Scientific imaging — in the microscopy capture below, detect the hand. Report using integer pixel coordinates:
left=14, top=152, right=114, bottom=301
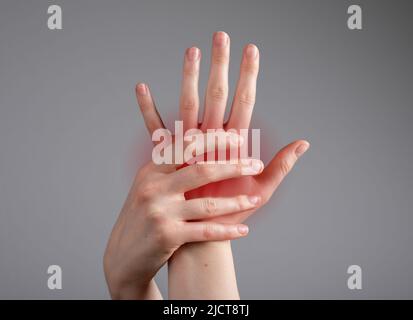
left=103, top=132, right=263, bottom=299
left=136, top=31, right=310, bottom=224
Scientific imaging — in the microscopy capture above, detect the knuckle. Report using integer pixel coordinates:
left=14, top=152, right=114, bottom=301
left=137, top=181, right=158, bottom=201
left=202, top=224, right=217, bottom=240
left=181, top=98, right=197, bottom=112
left=279, top=158, right=291, bottom=176
left=237, top=92, right=256, bottom=108
left=202, top=198, right=217, bottom=216
left=209, top=85, right=227, bottom=102
left=183, top=66, right=198, bottom=77
left=146, top=202, right=164, bottom=218
left=212, top=52, right=229, bottom=65
left=242, top=61, right=259, bottom=75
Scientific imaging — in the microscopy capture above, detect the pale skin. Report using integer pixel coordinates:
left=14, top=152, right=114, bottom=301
left=104, top=31, right=309, bottom=299
left=103, top=131, right=264, bottom=299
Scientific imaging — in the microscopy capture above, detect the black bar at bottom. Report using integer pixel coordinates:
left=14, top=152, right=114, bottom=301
left=0, top=300, right=411, bottom=318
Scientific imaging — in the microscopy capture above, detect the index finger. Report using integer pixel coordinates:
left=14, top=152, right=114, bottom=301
left=135, top=83, right=165, bottom=138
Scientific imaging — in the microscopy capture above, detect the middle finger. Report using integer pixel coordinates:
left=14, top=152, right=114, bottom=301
left=201, top=31, right=230, bottom=130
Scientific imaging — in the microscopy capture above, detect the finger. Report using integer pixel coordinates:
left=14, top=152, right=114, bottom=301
left=226, top=44, right=260, bottom=130
left=135, top=83, right=165, bottom=137
left=152, top=131, right=243, bottom=172
left=177, top=195, right=260, bottom=220
left=201, top=31, right=230, bottom=129
left=257, top=140, right=310, bottom=192
left=168, top=159, right=264, bottom=192
left=180, top=47, right=201, bottom=132
left=181, top=131, right=243, bottom=165
left=181, top=222, right=249, bottom=243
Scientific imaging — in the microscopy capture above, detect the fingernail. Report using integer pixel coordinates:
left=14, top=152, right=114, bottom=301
left=238, top=224, right=249, bottom=235
left=295, top=141, right=310, bottom=158
left=241, top=159, right=263, bottom=175
left=248, top=196, right=260, bottom=205
left=186, top=47, right=199, bottom=61
left=136, top=83, right=147, bottom=96
left=245, top=44, right=258, bottom=59
left=214, top=31, right=228, bottom=47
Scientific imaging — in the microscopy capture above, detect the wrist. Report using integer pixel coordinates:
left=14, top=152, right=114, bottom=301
left=105, top=267, right=153, bottom=300
left=108, top=277, right=153, bottom=300
left=175, top=240, right=231, bottom=255
left=168, top=240, right=240, bottom=299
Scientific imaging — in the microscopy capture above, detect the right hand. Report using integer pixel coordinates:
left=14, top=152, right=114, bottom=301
left=103, top=131, right=264, bottom=299
left=136, top=32, right=310, bottom=225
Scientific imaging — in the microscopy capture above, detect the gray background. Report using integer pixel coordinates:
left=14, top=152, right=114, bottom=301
left=0, top=0, right=412, bottom=299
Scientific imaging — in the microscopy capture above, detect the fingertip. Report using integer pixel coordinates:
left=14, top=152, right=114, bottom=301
left=244, top=43, right=259, bottom=59
left=213, top=31, right=229, bottom=47
left=136, top=83, right=148, bottom=96
left=186, top=46, right=200, bottom=62
left=295, top=140, right=310, bottom=158
left=237, top=224, right=249, bottom=236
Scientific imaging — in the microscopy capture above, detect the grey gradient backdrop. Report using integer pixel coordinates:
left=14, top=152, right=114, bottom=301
left=0, top=0, right=412, bottom=299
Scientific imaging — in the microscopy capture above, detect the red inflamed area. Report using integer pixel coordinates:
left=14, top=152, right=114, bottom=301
left=128, top=119, right=287, bottom=226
